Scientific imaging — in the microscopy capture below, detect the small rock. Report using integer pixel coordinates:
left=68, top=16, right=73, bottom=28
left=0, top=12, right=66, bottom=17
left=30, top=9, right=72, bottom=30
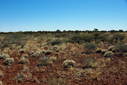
left=0, top=81, right=3, bottom=85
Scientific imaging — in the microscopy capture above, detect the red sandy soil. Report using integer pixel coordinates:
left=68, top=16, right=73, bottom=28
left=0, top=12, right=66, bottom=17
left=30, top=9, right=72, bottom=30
left=0, top=43, right=127, bottom=85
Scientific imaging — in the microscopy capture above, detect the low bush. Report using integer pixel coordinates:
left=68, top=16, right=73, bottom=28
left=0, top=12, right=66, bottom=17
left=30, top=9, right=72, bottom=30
left=123, top=53, right=127, bottom=56
left=96, top=48, right=102, bottom=53
left=19, top=49, right=26, bottom=54
left=49, top=39, right=62, bottom=46
left=1, top=34, right=26, bottom=49
left=30, top=51, right=44, bottom=58
left=15, top=73, right=25, bottom=83
left=63, top=59, right=76, bottom=68
left=49, top=56, right=57, bottom=62
left=101, top=49, right=107, bottom=54
left=96, top=48, right=107, bottom=54
left=37, top=56, right=57, bottom=67
left=44, top=51, right=52, bottom=56
left=82, top=33, right=95, bottom=42
left=103, top=51, right=114, bottom=57
left=112, top=33, right=125, bottom=43
left=83, top=57, right=98, bottom=69
left=69, top=33, right=95, bottom=43
left=115, top=43, right=127, bottom=53
left=3, top=57, right=14, bottom=66
left=108, top=45, right=118, bottom=52
left=0, top=53, right=10, bottom=59
left=18, top=57, right=29, bottom=64
left=69, top=35, right=83, bottom=43
left=84, top=43, right=97, bottom=54
left=21, top=54, right=29, bottom=58
left=96, top=33, right=110, bottom=42
left=85, top=43, right=97, bottom=50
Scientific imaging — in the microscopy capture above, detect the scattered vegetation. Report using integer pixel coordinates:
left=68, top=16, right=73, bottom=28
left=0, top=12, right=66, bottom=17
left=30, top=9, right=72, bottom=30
left=18, top=57, right=29, bottom=64
left=63, top=59, right=76, bottom=69
left=0, top=30, right=127, bottom=85
left=48, top=78, right=68, bottom=85
left=103, top=51, right=114, bottom=57
left=85, top=43, right=97, bottom=50
left=84, top=43, right=97, bottom=54
left=37, top=56, right=57, bottom=67
left=3, top=57, right=14, bottom=66
left=15, top=72, right=25, bottom=83
left=116, top=43, right=127, bottom=52
left=0, top=53, right=10, bottom=60
left=83, top=57, right=98, bottom=69
left=49, top=39, right=62, bottom=46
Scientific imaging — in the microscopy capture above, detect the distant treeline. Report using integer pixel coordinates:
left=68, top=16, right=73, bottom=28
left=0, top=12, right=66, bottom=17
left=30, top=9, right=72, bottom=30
left=0, top=29, right=126, bottom=34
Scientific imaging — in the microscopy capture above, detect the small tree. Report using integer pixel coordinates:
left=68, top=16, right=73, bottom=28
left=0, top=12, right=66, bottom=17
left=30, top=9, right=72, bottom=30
left=93, top=28, right=99, bottom=32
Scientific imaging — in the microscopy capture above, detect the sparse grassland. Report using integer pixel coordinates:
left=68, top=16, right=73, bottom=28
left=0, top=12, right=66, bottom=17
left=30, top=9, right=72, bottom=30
left=0, top=30, right=127, bottom=85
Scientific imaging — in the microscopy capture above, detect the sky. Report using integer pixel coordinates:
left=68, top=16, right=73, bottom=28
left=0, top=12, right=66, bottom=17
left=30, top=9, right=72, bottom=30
left=0, top=0, right=127, bottom=32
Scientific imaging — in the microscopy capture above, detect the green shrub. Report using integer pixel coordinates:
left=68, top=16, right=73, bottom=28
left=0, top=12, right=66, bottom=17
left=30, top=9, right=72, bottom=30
left=69, top=33, right=95, bottom=43
left=15, top=73, right=25, bottom=82
left=123, top=53, right=127, bottom=56
left=31, top=51, right=43, bottom=58
left=49, top=56, right=57, bottom=62
left=96, top=48, right=102, bottom=53
left=63, top=59, right=76, bottom=68
left=85, top=43, right=97, bottom=50
left=101, top=49, right=107, bottom=54
left=95, top=33, right=110, bottom=42
left=83, top=57, right=98, bottom=69
left=0, top=53, right=10, bottom=59
left=1, top=34, right=26, bottom=49
left=49, top=39, right=62, bottom=46
left=3, top=57, right=14, bottom=66
left=103, top=51, right=114, bottom=57
left=84, top=43, right=97, bottom=54
left=115, top=43, right=127, bottom=52
left=37, top=57, right=49, bottom=66
left=81, top=33, right=94, bottom=42
left=112, top=33, right=125, bottom=43
left=108, top=46, right=118, bottom=52
left=19, top=49, right=25, bottom=54
left=69, top=35, right=84, bottom=43
left=44, top=50, right=52, bottom=56
left=37, top=56, right=56, bottom=67
left=18, top=57, right=29, bottom=64
left=96, top=48, right=107, bottom=54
